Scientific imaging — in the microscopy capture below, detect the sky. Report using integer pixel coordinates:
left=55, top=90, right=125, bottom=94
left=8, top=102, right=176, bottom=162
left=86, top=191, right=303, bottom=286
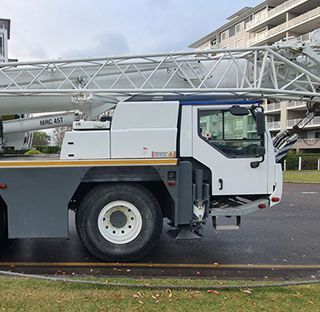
left=2, top=0, right=261, bottom=61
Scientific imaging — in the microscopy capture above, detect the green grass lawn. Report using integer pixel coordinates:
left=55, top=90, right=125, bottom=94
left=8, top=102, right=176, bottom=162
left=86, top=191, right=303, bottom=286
left=283, top=170, right=320, bottom=183
left=0, top=277, right=319, bottom=311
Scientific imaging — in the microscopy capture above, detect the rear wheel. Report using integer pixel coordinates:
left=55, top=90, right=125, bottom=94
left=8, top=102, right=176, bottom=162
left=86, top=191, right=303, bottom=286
left=76, top=183, right=163, bottom=261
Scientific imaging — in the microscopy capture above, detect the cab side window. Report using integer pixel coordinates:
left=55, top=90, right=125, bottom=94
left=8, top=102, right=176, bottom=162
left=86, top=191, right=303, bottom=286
left=199, top=110, right=261, bottom=157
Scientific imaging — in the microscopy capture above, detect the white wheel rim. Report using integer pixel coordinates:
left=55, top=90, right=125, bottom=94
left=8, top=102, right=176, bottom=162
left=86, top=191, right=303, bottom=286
left=98, top=200, right=142, bottom=244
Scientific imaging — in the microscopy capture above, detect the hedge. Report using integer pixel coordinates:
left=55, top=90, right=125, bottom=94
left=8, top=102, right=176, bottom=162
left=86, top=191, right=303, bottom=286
left=285, top=154, right=320, bottom=170
left=34, top=145, right=61, bottom=154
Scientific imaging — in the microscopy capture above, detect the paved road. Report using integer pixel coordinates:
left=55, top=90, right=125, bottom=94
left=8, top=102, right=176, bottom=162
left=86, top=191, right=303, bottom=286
left=0, top=183, right=319, bottom=278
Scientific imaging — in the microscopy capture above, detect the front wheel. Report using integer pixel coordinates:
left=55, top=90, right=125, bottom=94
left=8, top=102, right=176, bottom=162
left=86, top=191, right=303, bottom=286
left=76, top=183, right=163, bottom=261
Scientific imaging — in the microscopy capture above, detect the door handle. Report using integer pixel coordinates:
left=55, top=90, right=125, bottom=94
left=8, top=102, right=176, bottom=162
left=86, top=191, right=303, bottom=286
left=218, top=178, right=223, bottom=190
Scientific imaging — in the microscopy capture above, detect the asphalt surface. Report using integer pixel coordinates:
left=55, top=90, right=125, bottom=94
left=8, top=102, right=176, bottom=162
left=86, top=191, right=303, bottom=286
left=0, top=183, right=319, bottom=279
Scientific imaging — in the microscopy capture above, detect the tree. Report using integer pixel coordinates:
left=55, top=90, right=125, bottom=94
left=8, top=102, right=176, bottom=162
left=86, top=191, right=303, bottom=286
left=32, top=131, right=51, bottom=147
left=52, top=127, right=71, bottom=147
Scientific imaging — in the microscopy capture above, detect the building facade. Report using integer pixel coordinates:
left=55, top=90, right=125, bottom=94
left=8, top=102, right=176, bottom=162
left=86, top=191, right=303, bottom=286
left=0, top=19, right=10, bottom=63
left=190, top=0, right=320, bottom=151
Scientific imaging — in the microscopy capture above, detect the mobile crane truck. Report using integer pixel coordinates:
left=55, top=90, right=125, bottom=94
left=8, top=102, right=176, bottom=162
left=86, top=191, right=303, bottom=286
left=0, top=33, right=319, bottom=261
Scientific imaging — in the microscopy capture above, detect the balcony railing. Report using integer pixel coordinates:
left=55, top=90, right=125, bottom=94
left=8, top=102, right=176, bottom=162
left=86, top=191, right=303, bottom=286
left=267, top=121, right=281, bottom=130
left=265, top=102, right=281, bottom=112
left=287, top=116, right=320, bottom=128
left=247, top=0, right=309, bottom=30
left=248, top=6, right=320, bottom=45
left=292, top=138, right=320, bottom=150
left=287, top=101, right=307, bottom=108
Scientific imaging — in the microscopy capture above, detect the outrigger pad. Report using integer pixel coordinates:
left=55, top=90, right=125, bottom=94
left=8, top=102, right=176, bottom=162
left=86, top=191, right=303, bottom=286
left=175, top=226, right=202, bottom=241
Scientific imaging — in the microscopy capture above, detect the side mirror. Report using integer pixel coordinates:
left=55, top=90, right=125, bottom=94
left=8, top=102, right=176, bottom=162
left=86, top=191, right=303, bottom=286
left=255, top=111, right=266, bottom=136
left=229, top=105, right=249, bottom=116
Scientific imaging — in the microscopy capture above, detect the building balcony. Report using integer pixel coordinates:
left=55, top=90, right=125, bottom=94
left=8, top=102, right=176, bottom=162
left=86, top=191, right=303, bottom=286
left=265, top=102, right=281, bottom=113
left=248, top=6, right=320, bottom=46
left=246, top=0, right=310, bottom=31
left=287, top=116, right=320, bottom=128
left=286, top=101, right=307, bottom=110
left=293, top=138, right=320, bottom=149
left=267, top=121, right=281, bottom=130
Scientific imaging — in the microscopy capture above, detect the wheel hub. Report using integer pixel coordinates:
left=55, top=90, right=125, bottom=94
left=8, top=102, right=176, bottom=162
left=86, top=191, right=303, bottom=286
left=110, top=211, right=127, bottom=228
left=97, top=201, right=143, bottom=244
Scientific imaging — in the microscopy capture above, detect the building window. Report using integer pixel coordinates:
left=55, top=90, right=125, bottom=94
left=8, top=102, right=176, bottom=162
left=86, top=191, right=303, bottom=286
left=235, top=22, right=243, bottom=34
left=220, top=30, right=228, bottom=42
left=0, top=33, right=3, bottom=58
left=229, top=26, right=235, bottom=38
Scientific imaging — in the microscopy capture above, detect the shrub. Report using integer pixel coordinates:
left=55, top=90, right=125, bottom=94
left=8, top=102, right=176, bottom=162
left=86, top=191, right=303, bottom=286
left=24, top=149, right=42, bottom=155
left=35, top=145, right=61, bottom=154
left=285, top=154, right=299, bottom=170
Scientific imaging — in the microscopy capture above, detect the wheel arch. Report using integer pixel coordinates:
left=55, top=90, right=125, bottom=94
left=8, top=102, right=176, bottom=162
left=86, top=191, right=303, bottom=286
left=70, top=166, right=176, bottom=222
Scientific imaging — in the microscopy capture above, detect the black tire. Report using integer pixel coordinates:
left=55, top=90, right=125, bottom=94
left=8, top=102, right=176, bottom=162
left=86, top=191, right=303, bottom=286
left=76, top=183, right=163, bottom=261
left=0, top=207, right=8, bottom=248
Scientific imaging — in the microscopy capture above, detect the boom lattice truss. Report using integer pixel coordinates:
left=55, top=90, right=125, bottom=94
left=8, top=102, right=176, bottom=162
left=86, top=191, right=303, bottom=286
left=0, top=41, right=319, bottom=104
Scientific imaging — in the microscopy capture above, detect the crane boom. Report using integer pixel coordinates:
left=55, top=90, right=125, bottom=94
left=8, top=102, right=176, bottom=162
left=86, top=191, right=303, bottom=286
left=0, top=41, right=319, bottom=118
left=0, top=38, right=319, bottom=152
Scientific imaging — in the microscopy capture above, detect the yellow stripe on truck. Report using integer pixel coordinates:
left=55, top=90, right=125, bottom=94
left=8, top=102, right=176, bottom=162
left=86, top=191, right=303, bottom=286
left=0, top=158, right=178, bottom=168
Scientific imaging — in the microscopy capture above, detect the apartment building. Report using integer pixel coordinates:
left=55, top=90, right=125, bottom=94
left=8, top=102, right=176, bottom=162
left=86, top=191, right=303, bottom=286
left=189, top=0, right=320, bottom=151
left=0, top=19, right=10, bottom=63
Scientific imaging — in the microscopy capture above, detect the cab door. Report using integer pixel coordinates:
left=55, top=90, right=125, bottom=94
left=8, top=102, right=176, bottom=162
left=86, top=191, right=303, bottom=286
left=192, top=105, right=268, bottom=196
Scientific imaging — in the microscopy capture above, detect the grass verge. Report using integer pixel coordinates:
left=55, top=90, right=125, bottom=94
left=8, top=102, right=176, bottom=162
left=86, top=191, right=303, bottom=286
left=0, top=276, right=319, bottom=311
left=283, top=170, right=320, bottom=183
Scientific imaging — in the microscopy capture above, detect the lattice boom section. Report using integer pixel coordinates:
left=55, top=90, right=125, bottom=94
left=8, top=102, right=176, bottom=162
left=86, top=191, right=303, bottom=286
left=0, top=46, right=319, bottom=101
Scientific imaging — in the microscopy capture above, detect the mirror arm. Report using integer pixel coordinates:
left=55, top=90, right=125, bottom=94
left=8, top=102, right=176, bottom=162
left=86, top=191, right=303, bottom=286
left=250, top=155, right=265, bottom=169
left=251, top=134, right=266, bottom=169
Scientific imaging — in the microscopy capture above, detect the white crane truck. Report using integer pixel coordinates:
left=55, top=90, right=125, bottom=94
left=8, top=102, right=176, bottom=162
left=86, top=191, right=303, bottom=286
left=0, top=36, right=319, bottom=261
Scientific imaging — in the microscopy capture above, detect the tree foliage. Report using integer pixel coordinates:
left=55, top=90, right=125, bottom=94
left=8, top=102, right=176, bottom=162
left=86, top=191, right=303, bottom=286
left=32, top=131, right=51, bottom=147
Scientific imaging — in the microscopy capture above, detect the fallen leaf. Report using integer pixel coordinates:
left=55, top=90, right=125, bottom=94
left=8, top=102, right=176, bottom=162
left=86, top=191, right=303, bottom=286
left=166, top=289, right=173, bottom=298
left=293, top=292, right=304, bottom=298
left=241, top=289, right=253, bottom=295
left=207, top=290, right=220, bottom=295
